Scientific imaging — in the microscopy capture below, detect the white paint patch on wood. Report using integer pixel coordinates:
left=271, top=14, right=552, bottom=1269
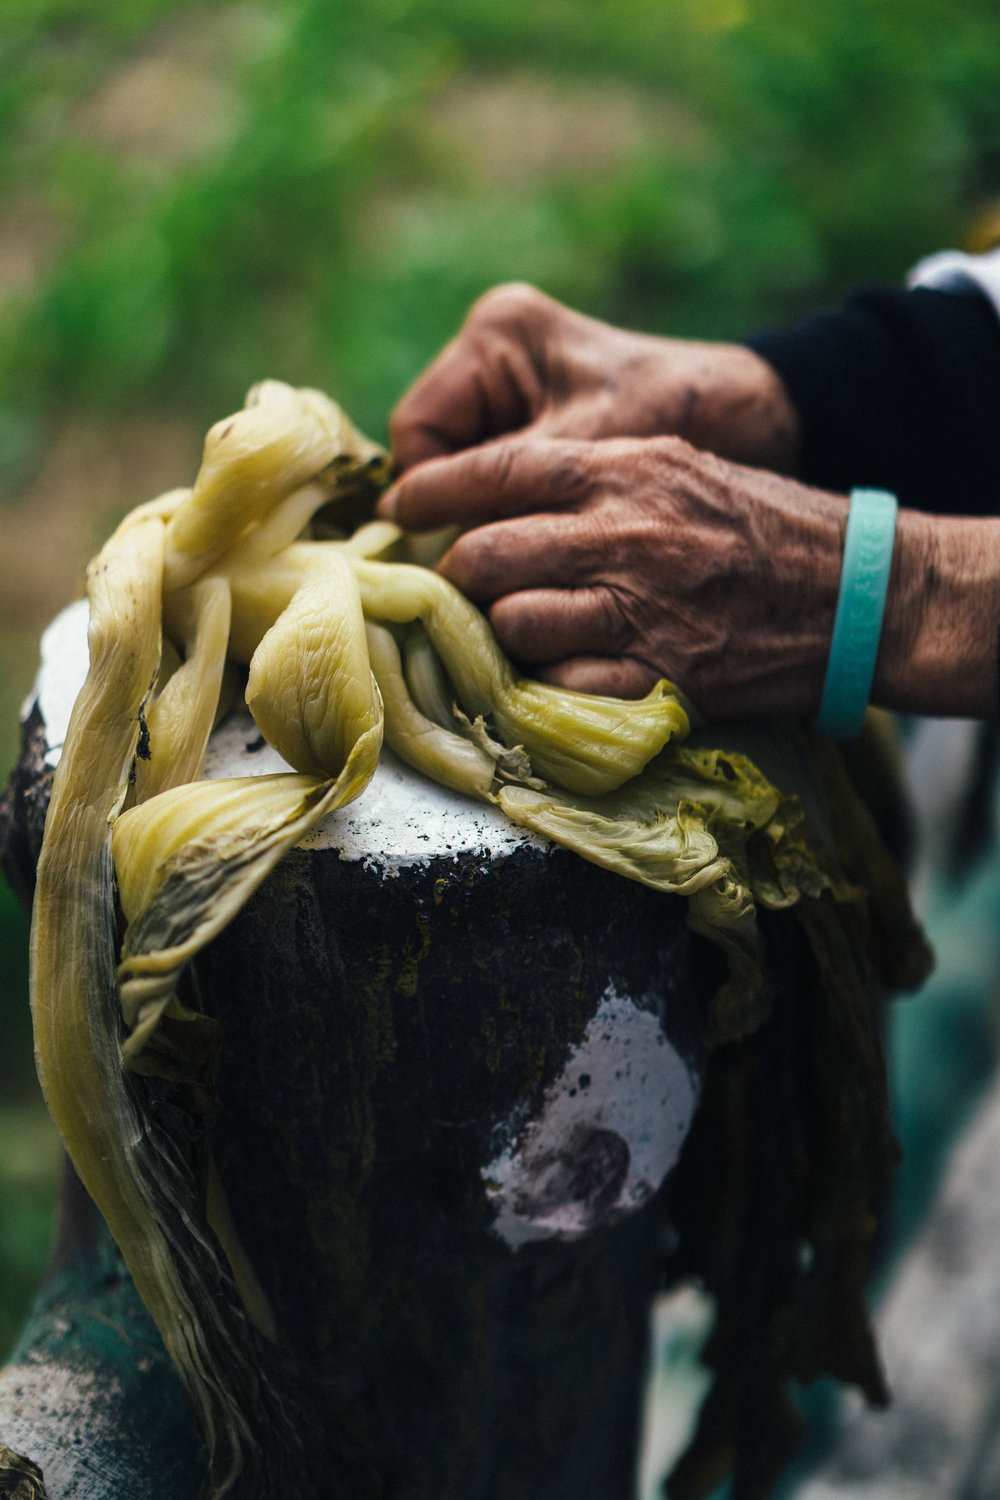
left=483, top=987, right=699, bottom=1249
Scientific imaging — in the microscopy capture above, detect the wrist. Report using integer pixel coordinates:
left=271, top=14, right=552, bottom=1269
left=674, top=343, right=801, bottom=475
left=872, top=510, right=1000, bottom=717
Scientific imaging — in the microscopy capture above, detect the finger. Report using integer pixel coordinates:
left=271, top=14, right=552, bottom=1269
left=536, top=655, right=660, bottom=700
left=389, top=343, right=503, bottom=471
left=488, top=587, right=630, bottom=665
left=379, top=437, right=591, bottom=533
left=390, top=306, right=545, bottom=472
left=439, top=510, right=596, bottom=603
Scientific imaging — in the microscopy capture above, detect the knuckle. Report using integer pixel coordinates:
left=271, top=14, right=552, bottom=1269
left=524, top=441, right=592, bottom=515
left=594, top=586, right=632, bottom=652
left=468, top=281, right=545, bottom=333
left=490, top=442, right=520, bottom=495
left=475, top=440, right=532, bottom=513
left=553, top=447, right=591, bottom=505
left=574, top=498, right=624, bottom=571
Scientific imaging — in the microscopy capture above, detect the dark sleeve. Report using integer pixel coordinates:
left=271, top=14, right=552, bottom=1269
left=745, top=286, right=1000, bottom=515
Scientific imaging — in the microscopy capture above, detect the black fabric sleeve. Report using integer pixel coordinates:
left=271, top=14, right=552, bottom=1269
left=745, top=285, right=1000, bottom=516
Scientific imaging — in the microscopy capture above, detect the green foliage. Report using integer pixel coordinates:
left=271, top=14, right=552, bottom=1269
left=0, top=1098, right=60, bottom=1360
left=1, top=0, right=999, bottom=457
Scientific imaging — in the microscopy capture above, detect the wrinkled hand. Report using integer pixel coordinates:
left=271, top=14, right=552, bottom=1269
left=382, top=433, right=846, bottom=717
left=387, top=286, right=1000, bottom=721
left=390, top=282, right=800, bottom=476
left=380, top=432, right=1000, bottom=721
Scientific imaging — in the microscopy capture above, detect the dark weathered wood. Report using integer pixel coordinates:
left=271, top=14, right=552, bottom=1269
left=196, top=817, right=707, bottom=1499
left=2, top=599, right=913, bottom=1500
left=0, top=704, right=51, bottom=912
left=0, top=604, right=711, bottom=1500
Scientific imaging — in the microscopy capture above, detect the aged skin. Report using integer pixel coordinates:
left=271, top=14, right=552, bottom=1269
left=388, top=282, right=801, bottom=472
left=383, top=282, right=1000, bottom=722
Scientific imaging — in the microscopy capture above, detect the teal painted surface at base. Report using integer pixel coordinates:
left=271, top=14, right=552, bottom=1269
left=0, top=1219, right=200, bottom=1500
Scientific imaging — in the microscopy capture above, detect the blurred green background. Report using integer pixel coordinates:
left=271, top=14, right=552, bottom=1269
left=3, top=0, right=1000, bottom=1481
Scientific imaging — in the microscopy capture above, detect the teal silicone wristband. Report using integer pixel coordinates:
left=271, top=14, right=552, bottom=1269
left=813, top=487, right=898, bottom=740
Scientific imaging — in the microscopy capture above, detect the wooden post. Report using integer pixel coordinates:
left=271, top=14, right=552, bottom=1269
left=0, top=603, right=710, bottom=1500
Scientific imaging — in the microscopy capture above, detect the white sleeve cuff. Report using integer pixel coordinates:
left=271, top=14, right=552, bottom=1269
left=907, top=246, right=1000, bottom=321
